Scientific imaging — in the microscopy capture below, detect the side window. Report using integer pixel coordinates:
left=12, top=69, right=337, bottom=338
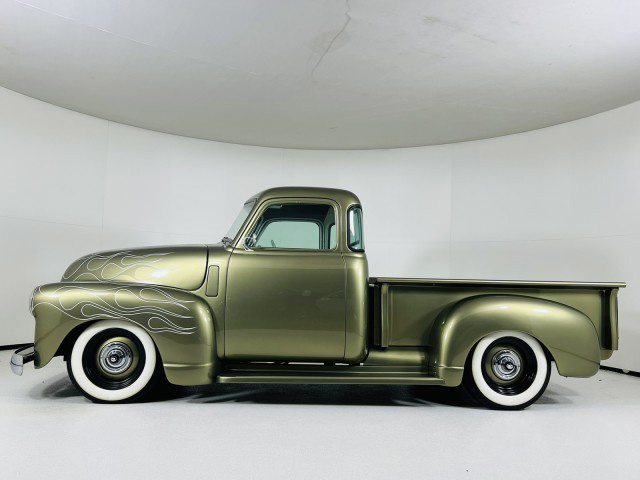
left=256, top=220, right=319, bottom=249
left=250, top=203, right=337, bottom=250
left=348, top=206, right=364, bottom=252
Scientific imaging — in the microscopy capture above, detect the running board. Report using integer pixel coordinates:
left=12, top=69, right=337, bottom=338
left=217, top=371, right=445, bottom=385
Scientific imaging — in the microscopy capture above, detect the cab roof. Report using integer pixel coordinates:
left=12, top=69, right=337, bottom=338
left=247, top=186, right=362, bottom=210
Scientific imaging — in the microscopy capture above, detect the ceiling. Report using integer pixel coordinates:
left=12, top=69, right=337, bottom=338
left=1, top=0, right=639, bottom=149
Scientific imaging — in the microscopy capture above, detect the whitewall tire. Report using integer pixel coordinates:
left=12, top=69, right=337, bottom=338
left=463, top=331, right=551, bottom=410
left=68, top=320, right=159, bottom=403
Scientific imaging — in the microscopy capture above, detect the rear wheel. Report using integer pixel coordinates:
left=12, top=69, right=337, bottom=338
left=67, top=320, right=160, bottom=403
left=463, top=331, right=550, bottom=410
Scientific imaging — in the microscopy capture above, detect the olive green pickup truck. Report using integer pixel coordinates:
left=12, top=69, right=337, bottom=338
left=12, top=187, right=624, bottom=409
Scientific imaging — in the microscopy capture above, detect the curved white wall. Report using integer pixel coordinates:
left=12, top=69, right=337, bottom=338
left=1, top=86, right=638, bottom=372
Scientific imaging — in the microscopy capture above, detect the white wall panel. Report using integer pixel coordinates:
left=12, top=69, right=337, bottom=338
left=103, top=122, right=284, bottom=238
left=451, top=104, right=640, bottom=242
left=367, top=241, right=451, bottom=278
left=0, top=88, right=107, bottom=227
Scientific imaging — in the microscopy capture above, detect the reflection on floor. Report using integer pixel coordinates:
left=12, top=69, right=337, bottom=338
left=1, top=351, right=639, bottom=479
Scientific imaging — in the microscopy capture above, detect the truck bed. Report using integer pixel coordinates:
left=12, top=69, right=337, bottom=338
left=369, top=277, right=624, bottom=357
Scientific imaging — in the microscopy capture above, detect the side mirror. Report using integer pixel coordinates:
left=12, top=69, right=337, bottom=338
left=243, top=234, right=257, bottom=251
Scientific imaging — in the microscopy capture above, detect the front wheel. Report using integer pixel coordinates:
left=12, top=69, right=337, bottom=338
left=463, top=331, right=551, bottom=410
left=67, top=320, right=160, bottom=403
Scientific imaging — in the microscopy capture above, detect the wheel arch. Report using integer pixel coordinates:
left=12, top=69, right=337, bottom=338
left=32, top=282, right=218, bottom=385
left=430, top=294, right=601, bottom=386
left=56, top=320, right=98, bottom=360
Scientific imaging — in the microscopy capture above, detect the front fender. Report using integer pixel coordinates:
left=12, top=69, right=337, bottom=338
left=30, top=282, right=217, bottom=385
left=430, top=295, right=601, bottom=386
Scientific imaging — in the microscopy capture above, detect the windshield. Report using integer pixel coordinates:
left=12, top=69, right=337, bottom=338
left=226, top=200, right=256, bottom=240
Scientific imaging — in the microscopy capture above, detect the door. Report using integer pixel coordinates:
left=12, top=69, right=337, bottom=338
left=225, top=200, right=346, bottom=361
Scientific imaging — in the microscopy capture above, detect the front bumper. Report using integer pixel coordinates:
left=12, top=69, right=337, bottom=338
left=10, top=344, right=35, bottom=376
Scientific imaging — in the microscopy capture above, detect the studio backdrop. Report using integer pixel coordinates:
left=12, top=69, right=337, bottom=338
left=1, top=86, right=638, bottom=371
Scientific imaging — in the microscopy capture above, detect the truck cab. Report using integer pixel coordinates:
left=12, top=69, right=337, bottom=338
left=221, top=187, right=368, bottom=364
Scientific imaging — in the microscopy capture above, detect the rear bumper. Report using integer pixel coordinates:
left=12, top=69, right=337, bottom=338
left=10, top=344, right=35, bottom=376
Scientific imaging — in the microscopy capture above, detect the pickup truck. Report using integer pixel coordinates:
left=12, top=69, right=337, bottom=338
left=11, top=187, right=625, bottom=409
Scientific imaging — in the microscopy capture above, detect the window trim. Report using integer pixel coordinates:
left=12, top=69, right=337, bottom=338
left=241, top=198, right=341, bottom=253
left=347, top=205, right=365, bottom=253
left=327, top=223, right=336, bottom=251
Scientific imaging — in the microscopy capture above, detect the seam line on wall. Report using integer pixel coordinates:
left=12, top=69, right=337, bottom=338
left=101, top=121, right=110, bottom=248
left=449, top=157, right=454, bottom=277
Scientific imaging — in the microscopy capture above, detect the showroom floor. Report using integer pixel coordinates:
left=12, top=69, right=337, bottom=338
left=1, top=350, right=638, bottom=479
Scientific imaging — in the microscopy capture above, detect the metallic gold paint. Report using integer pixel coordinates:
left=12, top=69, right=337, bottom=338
left=344, top=252, right=368, bottom=363
left=62, top=246, right=208, bottom=291
left=205, top=265, right=220, bottom=297
left=430, top=295, right=602, bottom=383
left=31, top=282, right=216, bottom=385
left=225, top=247, right=346, bottom=361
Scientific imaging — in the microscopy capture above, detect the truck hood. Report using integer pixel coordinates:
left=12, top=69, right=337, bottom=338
left=62, top=245, right=208, bottom=291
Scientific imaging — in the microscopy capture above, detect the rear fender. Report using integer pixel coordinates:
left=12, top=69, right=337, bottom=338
left=430, top=294, right=601, bottom=386
left=31, top=282, right=217, bottom=385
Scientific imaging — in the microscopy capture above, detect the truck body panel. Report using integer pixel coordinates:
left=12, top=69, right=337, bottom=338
left=225, top=248, right=346, bottom=361
left=371, top=278, right=620, bottom=351
left=62, top=245, right=208, bottom=291
left=30, top=282, right=217, bottom=385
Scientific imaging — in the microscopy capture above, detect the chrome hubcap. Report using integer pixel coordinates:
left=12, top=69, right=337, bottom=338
left=491, top=349, right=521, bottom=381
left=98, top=341, right=133, bottom=375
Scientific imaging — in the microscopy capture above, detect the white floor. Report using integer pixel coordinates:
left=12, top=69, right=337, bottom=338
left=1, top=350, right=639, bottom=479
